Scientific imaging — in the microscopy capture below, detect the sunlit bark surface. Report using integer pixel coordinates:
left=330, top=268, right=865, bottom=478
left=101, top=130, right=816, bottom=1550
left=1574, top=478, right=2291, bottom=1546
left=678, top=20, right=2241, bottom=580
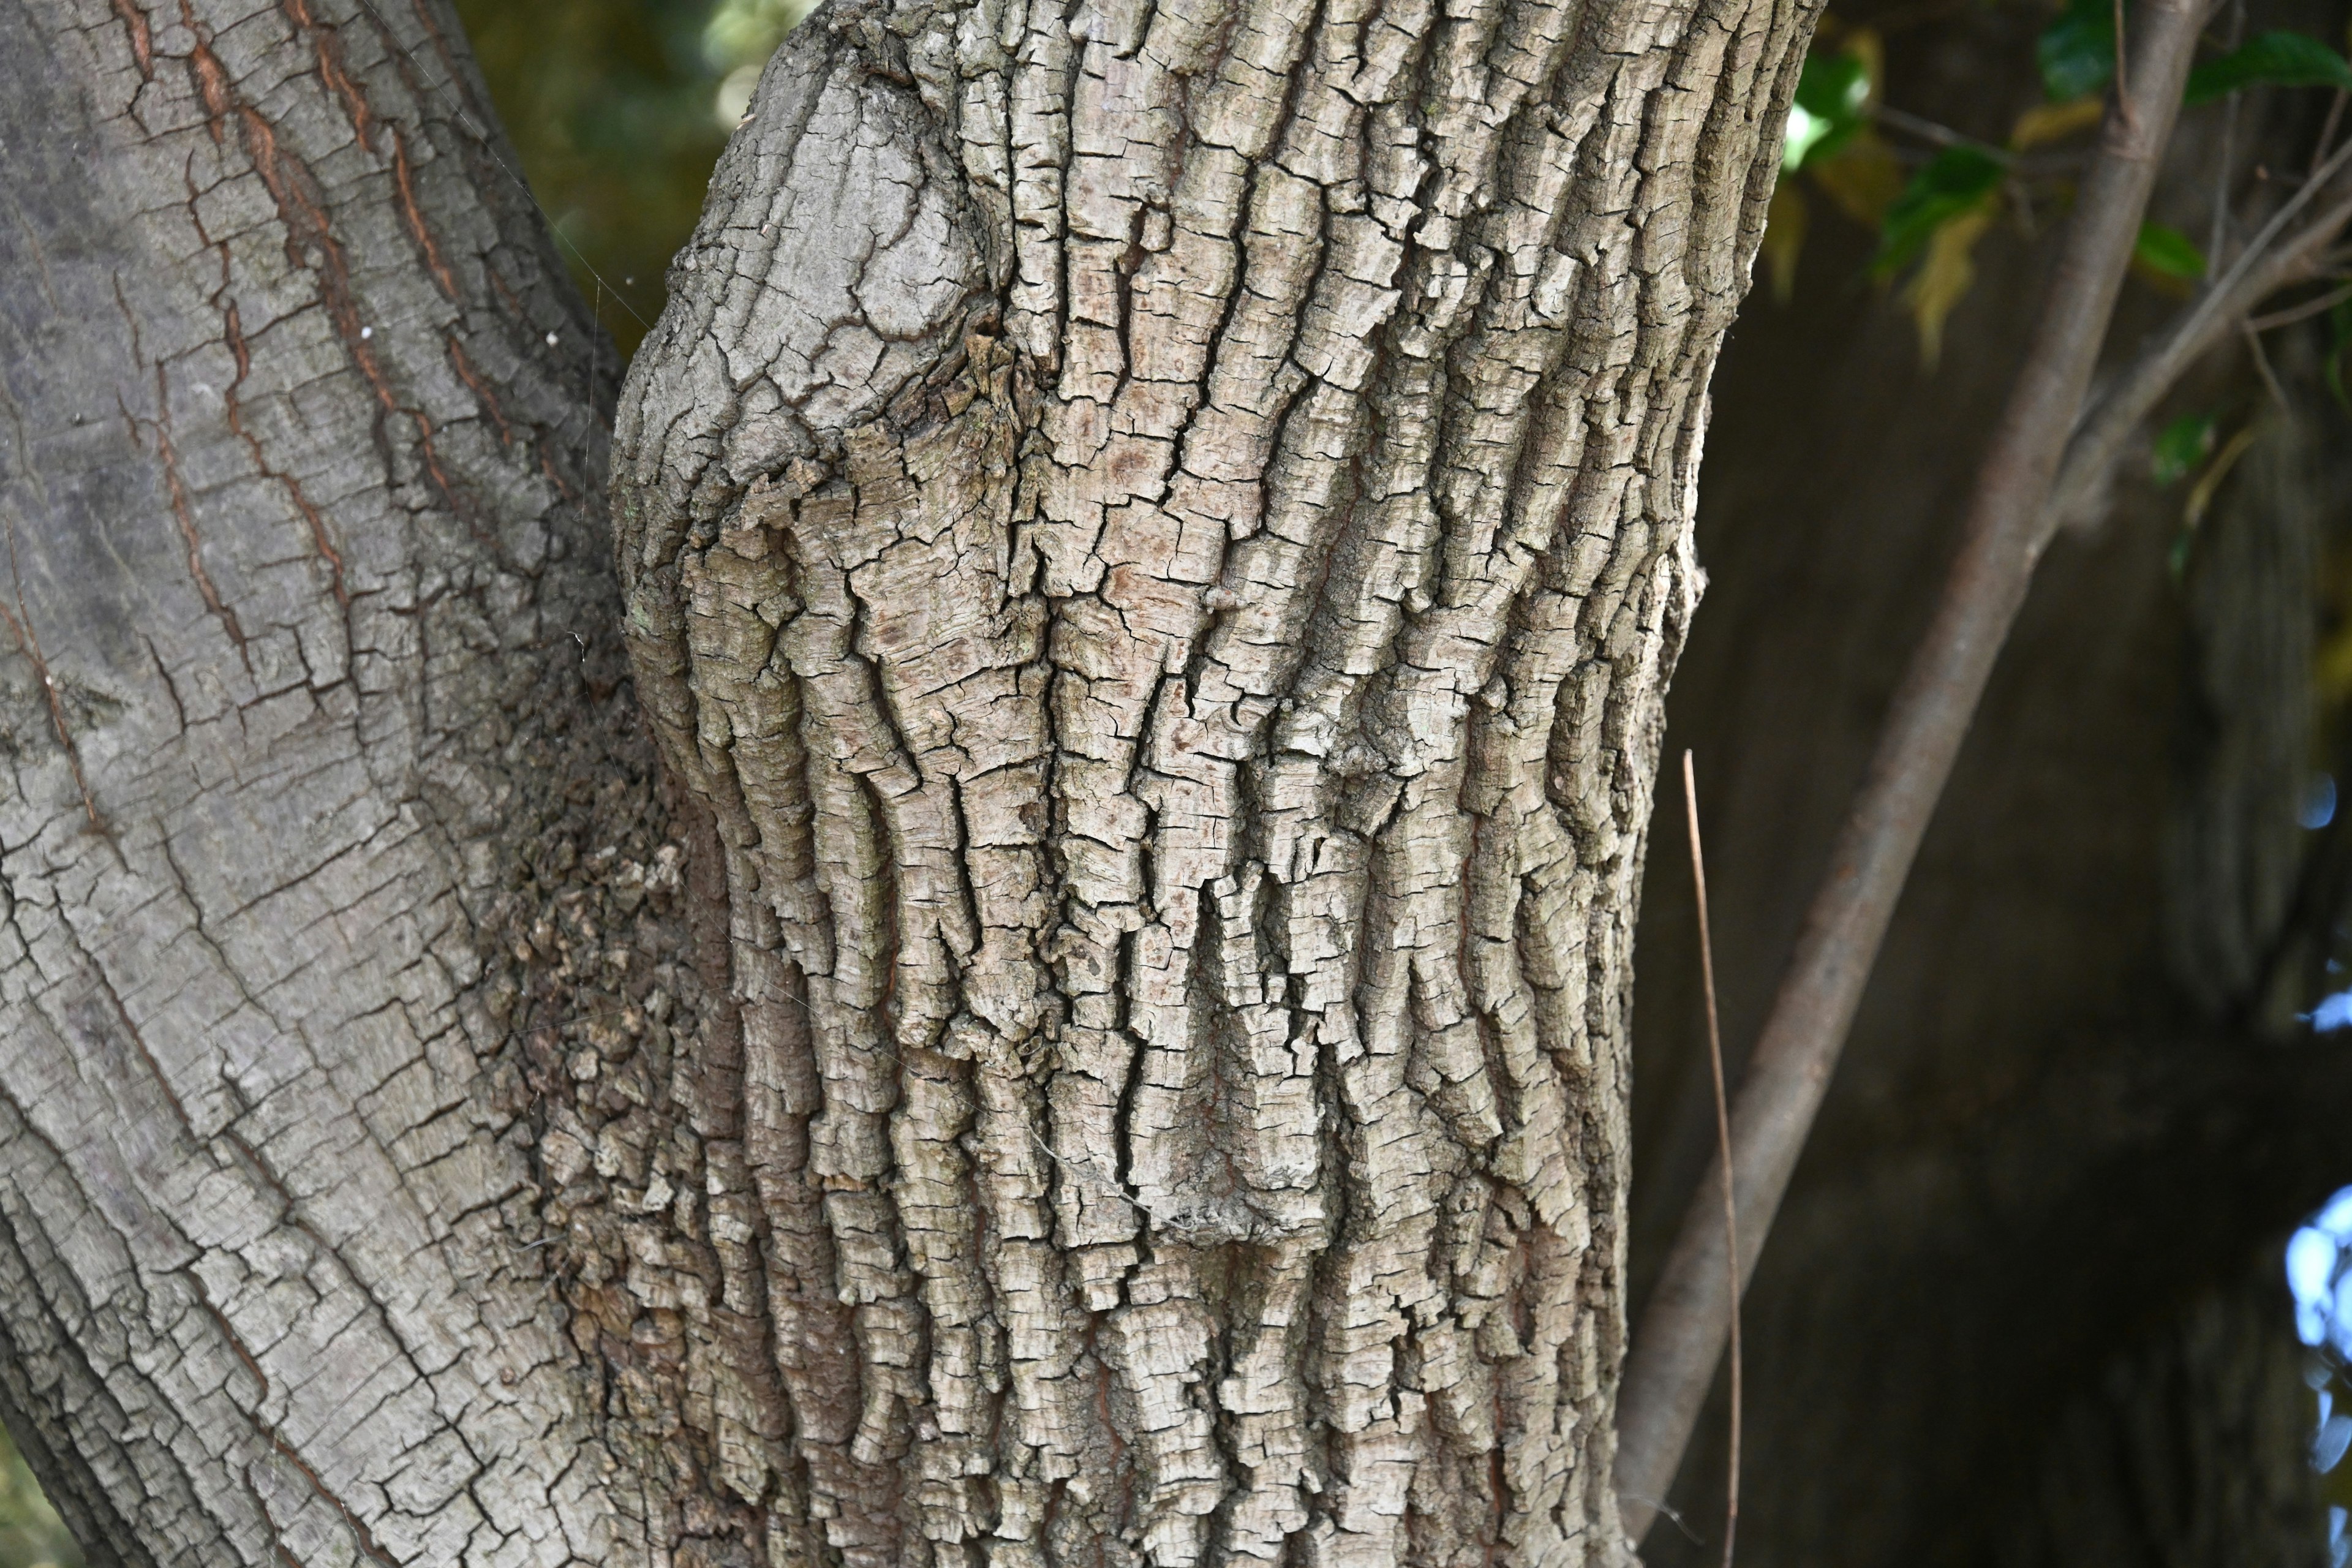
left=0, top=0, right=1814, bottom=1559
left=608, top=0, right=1810, bottom=1560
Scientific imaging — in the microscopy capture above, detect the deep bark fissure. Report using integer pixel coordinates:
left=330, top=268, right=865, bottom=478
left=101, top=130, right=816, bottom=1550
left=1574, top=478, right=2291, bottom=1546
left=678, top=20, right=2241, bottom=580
left=604, top=0, right=1811, bottom=1556
left=0, top=0, right=1817, bottom=1555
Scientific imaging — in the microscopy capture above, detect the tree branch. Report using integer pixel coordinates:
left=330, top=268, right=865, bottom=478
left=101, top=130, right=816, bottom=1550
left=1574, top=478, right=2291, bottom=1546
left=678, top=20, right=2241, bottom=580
left=1613, top=0, right=2214, bottom=1540
left=2047, top=140, right=2352, bottom=525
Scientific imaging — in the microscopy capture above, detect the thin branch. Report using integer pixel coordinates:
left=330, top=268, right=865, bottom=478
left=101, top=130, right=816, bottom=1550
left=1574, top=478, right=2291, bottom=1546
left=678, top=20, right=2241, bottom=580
left=1613, top=0, right=2212, bottom=1540
left=2243, top=320, right=2290, bottom=410
left=1872, top=102, right=1970, bottom=146
left=1682, top=751, right=1741, bottom=1568
left=2046, top=141, right=2352, bottom=524
left=2245, top=275, right=2352, bottom=331
left=2314, top=89, right=2348, bottom=179
left=2209, top=0, right=2247, bottom=263
left=2113, top=0, right=2133, bottom=125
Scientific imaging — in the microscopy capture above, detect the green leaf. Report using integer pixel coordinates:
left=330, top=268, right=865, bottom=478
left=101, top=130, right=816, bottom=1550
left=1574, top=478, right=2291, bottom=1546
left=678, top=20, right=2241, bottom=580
left=2133, top=222, right=2206, bottom=282
left=1872, top=145, right=2008, bottom=277
left=1784, top=50, right=1873, bottom=173
left=2184, top=30, right=2352, bottom=105
left=2038, top=0, right=2116, bottom=102
left=1796, top=50, right=1872, bottom=123
left=2151, top=413, right=2215, bottom=486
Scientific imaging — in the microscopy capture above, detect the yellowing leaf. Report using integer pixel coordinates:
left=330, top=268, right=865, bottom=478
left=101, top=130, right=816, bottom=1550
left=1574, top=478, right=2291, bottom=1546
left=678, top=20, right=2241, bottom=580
left=1762, top=182, right=1809, bottom=302
left=2183, top=425, right=2259, bottom=529
left=2010, top=96, right=2106, bottom=150
left=1903, top=200, right=1996, bottom=368
left=1807, top=129, right=1908, bottom=228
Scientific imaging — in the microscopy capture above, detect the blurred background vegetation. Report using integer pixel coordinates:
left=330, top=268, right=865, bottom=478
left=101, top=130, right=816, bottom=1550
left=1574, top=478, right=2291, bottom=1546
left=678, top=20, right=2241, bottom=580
left=450, top=0, right=815, bottom=358
left=0, top=1425, right=78, bottom=1568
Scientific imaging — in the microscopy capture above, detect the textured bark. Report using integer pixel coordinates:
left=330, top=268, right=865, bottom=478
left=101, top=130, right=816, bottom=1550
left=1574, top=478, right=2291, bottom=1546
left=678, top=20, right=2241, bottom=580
left=608, top=0, right=1811, bottom=1562
left=0, top=1, right=669, bottom=1563
left=0, top=0, right=1815, bottom=1558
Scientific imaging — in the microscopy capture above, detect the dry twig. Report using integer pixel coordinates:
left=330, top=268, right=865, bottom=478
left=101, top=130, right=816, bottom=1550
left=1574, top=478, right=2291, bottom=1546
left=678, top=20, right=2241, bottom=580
left=1681, top=750, right=1740, bottom=1568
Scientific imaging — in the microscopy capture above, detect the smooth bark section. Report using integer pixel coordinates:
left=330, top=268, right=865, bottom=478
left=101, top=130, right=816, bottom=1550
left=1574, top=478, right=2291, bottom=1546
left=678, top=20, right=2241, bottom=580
left=1611, top=0, right=2211, bottom=1536
left=612, top=0, right=1816, bottom=1561
left=0, top=2, right=649, bottom=1564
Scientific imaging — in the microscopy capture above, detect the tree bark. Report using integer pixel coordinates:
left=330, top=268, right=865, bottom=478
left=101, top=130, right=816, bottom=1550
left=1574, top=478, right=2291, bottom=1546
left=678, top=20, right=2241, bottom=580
left=608, top=0, right=1810, bottom=1562
left=0, top=1, right=663, bottom=1563
left=0, top=0, right=1816, bottom=1561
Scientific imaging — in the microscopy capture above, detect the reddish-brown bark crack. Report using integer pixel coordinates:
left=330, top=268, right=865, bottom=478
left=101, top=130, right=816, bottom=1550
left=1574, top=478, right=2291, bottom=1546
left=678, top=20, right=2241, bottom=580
left=535, top=440, right=579, bottom=505
left=192, top=1286, right=276, bottom=1411
left=191, top=1272, right=390, bottom=1566
left=181, top=6, right=230, bottom=142
left=222, top=302, right=350, bottom=609
left=154, top=366, right=252, bottom=663
left=0, top=527, right=102, bottom=835
left=388, top=127, right=459, bottom=300
left=110, top=0, right=153, bottom=80
left=176, top=7, right=502, bottom=563
left=445, top=335, right=511, bottom=445
left=264, top=1434, right=401, bottom=1568
left=279, top=0, right=376, bottom=153
left=179, top=10, right=390, bottom=405
left=242, top=1475, right=314, bottom=1568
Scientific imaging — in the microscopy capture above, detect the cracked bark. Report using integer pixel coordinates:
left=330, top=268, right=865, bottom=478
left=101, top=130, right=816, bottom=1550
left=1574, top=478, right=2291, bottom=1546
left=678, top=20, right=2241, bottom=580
left=0, top=1, right=661, bottom=1564
left=0, top=0, right=1812, bottom=1559
left=611, top=0, right=1814, bottom=1560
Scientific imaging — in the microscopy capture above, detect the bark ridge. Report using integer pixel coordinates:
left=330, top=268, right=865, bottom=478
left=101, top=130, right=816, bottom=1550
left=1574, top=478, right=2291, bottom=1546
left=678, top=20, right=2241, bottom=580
left=609, top=0, right=1812, bottom=1559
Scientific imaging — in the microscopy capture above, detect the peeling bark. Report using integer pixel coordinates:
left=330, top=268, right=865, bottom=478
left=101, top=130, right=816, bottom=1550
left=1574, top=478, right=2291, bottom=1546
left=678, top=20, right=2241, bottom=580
left=608, top=0, right=1812, bottom=1560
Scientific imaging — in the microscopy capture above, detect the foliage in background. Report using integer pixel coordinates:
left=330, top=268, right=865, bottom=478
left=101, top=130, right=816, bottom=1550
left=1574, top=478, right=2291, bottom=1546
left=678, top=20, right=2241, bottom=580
left=451, top=0, right=798, bottom=358
left=1767, top=0, right=2352, bottom=365
left=0, top=1425, right=80, bottom=1568
left=706, top=0, right=823, bottom=122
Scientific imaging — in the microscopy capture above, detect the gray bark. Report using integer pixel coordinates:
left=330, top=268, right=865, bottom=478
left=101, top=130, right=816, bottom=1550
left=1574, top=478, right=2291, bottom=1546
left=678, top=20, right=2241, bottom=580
left=608, top=0, right=1809, bottom=1562
left=0, top=0, right=1812, bottom=1560
left=0, top=1, right=656, bottom=1563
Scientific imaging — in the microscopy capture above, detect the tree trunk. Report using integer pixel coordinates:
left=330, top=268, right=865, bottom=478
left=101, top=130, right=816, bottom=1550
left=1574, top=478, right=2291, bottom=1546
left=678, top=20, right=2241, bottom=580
left=605, top=0, right=1816, bottom=1561
left=0, top=0, right=1814, bottom=1561
left=0, top=1, right=657, bottom=1562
